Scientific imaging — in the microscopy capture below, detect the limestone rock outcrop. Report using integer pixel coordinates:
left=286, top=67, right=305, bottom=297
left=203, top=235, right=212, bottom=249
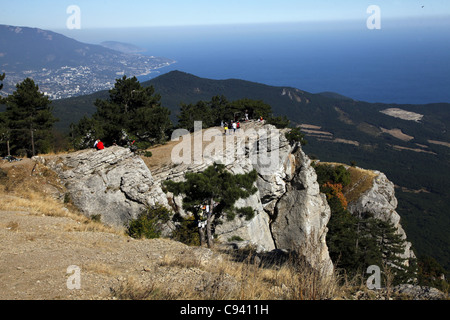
left=347, top=171, right=416, bottom=263
left=270, top=148, right=332, bottom=274
left=41, top=146, right=168, bottom=227
left=153, top=122, right=334, bottom=276
left=37, top=122, right=334, bottom=276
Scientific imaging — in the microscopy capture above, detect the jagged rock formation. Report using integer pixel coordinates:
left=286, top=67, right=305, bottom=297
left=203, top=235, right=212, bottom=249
left=36, top=121, right=334, bottom=276
left=347, top=171, right=416, bottom=263
left=269, top=148, right=332, bottom=274
left=154, top=122, right=334, bottom=276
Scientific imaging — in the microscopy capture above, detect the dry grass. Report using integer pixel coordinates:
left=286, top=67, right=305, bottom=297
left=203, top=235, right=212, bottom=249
left=111, top=246, right=346, bottom=300
left=111, top=276, right=184, bottom=300
left=83, top=262, right=121, bottom=277
left=141, top=126, right=225, bottom=172
left=0, top=192, right=121, bottom=234
left=317, top=161, right=378, bottom=204
left=0, top=160, right=121, bottom=235
left=141, top=139, right=181, bottom=172
left=140, top=121, right=266, bottom=173
left=6, top=220, right=19, bottom=232
left=344, top=166, right=378, bottom=203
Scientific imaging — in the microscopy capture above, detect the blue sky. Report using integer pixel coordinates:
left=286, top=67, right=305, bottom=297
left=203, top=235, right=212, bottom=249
left=1, top=0, right=449, bottom=29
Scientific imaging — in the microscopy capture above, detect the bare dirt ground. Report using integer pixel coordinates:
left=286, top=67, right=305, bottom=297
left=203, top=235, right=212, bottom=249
left=380, top=108, right=424, bottom=122
left=0, top=203, right=231, bottom=300
left=380, top=128, right=414, bottom=142
left=0, top=158, right=231, bottom=300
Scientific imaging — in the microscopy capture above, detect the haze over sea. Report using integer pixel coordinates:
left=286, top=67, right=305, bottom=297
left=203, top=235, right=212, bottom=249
left=60, top=18, right=450, bottom=105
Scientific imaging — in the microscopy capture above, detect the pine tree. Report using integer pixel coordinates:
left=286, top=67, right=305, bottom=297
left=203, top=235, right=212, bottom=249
left=210, top=95, right=231, bottom=125
left=72, top=76, right=172, bottom=149
left=326, top=206, right=360, bottom=272
left=0, top=73, right=5, bottom=93
left=69, top=116, right=103, bottom=150
left=0, top=112, right=10, bottom=156
left=0, top=73, right=9, bottom=156
left=177, top=100, right=215, bottom=132
left=163, top=163, right=258, bottom=248
left=417, top=255, right=448, bottom=291
left=231, top=98, right=272, bottom=121
left=369, top=218, right=413, bottom=284
left=131, top=104, right=172, bottom=145
left=5, top=78, right=57, bottom=156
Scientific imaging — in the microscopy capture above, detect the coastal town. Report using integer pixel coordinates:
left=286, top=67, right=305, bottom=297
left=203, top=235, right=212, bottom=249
left=0, top=53, right=174, bottom=100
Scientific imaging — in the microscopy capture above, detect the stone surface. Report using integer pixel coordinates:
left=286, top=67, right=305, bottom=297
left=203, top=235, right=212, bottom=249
left=155, top=122, right=334, bottom=276
left=270, top=147, right=333, bottom=275
left=347, top=172, right=415, bottom=263
left=43, top=146, right=168, bottom=227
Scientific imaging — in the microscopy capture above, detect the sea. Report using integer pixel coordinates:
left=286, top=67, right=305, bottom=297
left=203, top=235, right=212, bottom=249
left=60, top=17, right=450, bottom=105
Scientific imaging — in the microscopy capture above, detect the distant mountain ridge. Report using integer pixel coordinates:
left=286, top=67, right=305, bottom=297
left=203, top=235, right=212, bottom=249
left=100, top=41, right=146, bottom=54
left=0, top=24, right=175, bottom=98
left=51, top=70, right=450, bottom=272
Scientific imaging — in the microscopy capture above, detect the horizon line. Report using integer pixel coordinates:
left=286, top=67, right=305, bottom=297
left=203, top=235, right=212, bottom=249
left=4, top=14, right=450, bottom=32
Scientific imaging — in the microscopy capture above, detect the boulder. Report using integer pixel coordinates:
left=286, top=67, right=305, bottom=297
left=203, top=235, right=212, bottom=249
left=44, top=146, right=168, bottom=227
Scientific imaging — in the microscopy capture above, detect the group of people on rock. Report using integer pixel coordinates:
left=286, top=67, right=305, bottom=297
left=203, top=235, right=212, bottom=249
left=222, top=120, right=241, bottom=135
left=221, top=113, right=264, bottom=135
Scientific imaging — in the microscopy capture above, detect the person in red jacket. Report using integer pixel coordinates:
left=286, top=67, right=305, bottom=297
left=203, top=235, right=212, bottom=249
left=94, top=139, right=105, bottom=150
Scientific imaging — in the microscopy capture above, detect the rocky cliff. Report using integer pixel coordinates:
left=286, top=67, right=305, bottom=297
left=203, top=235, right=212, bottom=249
left=347, top=171, right=416, bottom=263
left=160, top=122, right=333, bottom=275
left=35, top=121, right=414, bottom=277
